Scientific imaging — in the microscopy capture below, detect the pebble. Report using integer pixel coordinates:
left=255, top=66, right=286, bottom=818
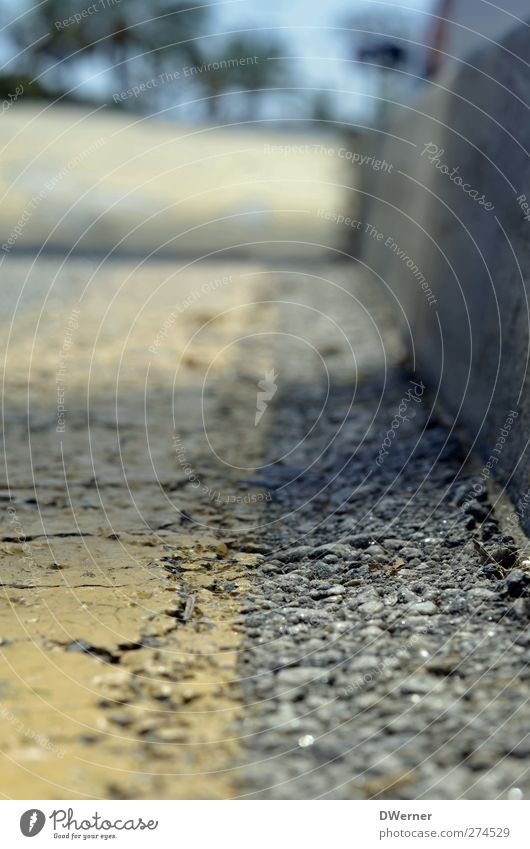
left=503, top=569, right=530, bottom=598
left=236, top=364, right=528, bottom=802
left=107, top=712, right=133, bottom=727
left=400, top=547, right=422, bottom=559
left=358, top=601, right=384, bottom=616
left=156, top=728, right=188, bottom=743
left=411, top=601, right=437, bottom=615
left=275, top=667, right=329, bottom=687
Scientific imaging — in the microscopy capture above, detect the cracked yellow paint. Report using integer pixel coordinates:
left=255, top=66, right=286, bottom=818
left=0, top=258, right=273, bottom=799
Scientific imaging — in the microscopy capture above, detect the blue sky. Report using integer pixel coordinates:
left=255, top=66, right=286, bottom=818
left=2, top=0, right=436, bottom=122
left=212, top=0, right=436, bottom=122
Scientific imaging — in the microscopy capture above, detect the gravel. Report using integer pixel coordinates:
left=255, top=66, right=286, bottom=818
left=236, top=368, right=530, bottom=800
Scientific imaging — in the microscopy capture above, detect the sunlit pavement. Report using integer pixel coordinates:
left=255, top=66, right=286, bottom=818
left=2, top=106, right=527, bottom=802
left=0, top=105, right=365, bottom=798
left=0, top=104, right=358, bottom=260
left=0, top=250, right=396, bottom=798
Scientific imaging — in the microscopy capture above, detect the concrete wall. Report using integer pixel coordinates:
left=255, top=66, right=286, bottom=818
left=359, top=18, right=530, bottom=531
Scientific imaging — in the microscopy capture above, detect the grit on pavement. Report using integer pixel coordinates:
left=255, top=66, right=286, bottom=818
left=1, top=253, right=530, bottom=800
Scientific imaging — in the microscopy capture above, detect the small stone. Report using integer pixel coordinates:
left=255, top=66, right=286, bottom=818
left=156, top=728, right=187, bottom=742
left=397, top=588, right=418, bottom=604
left=278, top=546, right=313, bottom=563
left=515, top=626, right=530, bottom=647
left=445, top=598, right=468, bottom=614
left=326, top=584, right=346, bottom=596
left=345, top=533, right=373, bottom=548
left=426, top=653, right=463, bottom=675
left=298, top=734, right=315, bottom=748
left=276, top=668, right=327, bottom=688
left=507, top=787, right=523, bottom=800
left=313, top=543, right=353, bottom=559
left=510, top=597, right=530, bottom=620
left=107, top=712, right=133, bottom=727
left=464, top=500, right=489, bottom=521
left=412, top=601, right=437, bottom=615
left=312, top=561, right=336, bottom=579
left=384, top=538, right=409, bottom=550
left=400, top=547, right=422, bottom=559
left=467, top=588, right=495, bottom=600
left=503, top=569, right=530, bottom=598
left=400, top=675, right=434, bottom=695
left=358, top=600, right=384, bottom=616
left=491, top=545, right=518, bottom=568
left=146, top=683, right=172, bottom=700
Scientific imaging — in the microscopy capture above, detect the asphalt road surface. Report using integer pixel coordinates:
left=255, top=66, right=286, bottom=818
left=0, top=107, right=529, bottom=800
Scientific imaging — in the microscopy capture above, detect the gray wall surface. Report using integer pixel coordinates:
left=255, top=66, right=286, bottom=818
left=359, top=18, right=530, bottom=531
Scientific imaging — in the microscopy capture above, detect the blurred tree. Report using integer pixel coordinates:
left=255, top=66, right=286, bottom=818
left=8, top=0, right=208, bottom=101
left=310, top=91, right=337, bottom=126
left=3, top=2, right=292, bottom=122
left=196, top=36, right=287, bottom=121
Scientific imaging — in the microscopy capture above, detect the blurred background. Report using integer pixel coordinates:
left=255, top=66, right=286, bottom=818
left=0, top=0, right=436, bottom=121
left=0, top=0, right=438, bottom=258
left=2, top=1, right=530, bottom=802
